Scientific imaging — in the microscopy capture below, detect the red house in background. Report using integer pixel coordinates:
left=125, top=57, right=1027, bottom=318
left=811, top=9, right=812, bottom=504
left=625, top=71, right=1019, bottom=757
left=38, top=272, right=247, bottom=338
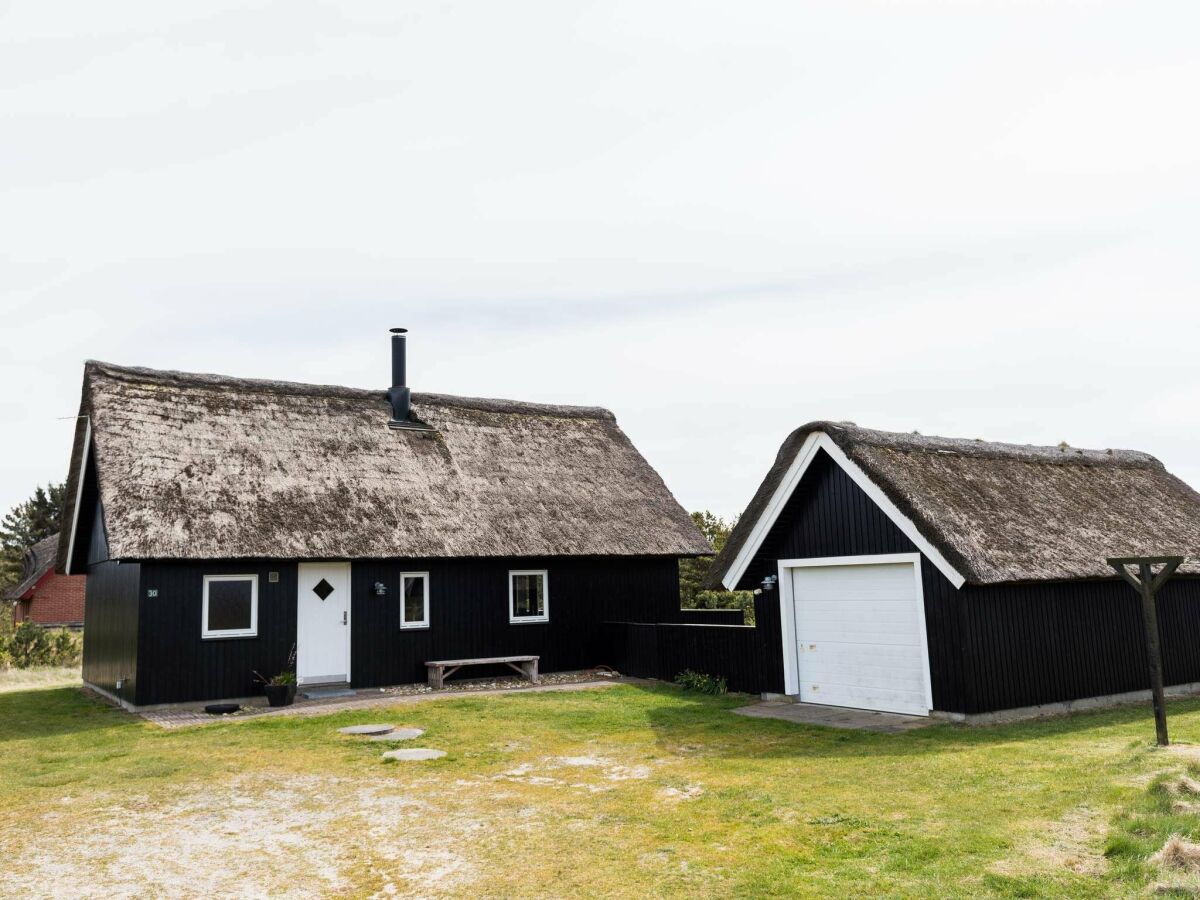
left=4, top=532, right=85, bottom=628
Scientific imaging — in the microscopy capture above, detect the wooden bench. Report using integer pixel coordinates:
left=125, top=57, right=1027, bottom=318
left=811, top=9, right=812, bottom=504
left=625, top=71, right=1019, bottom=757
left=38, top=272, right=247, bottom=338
left=425, top=655, right=540, bottom=690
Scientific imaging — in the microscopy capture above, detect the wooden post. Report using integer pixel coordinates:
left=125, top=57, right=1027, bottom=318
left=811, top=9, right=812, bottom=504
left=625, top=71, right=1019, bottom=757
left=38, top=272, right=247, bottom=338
left=1108, top=555, right=1184, bottom=747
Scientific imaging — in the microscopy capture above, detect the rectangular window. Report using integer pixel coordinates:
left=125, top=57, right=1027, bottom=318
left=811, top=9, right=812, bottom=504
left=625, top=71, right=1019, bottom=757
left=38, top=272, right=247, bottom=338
left=509, top=570, right=549, bottom=623
left=400, top=572, right=429, bottom=629
left=202, top=574, right=258, bottom=639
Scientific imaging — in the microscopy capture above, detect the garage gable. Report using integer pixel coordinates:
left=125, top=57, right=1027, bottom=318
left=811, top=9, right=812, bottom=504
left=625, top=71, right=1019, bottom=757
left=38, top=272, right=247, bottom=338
left=718, top=431, right=967, bottom=592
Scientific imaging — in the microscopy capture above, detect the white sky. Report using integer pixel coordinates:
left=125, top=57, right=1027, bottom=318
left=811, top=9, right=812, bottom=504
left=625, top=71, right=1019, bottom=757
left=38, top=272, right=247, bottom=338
left=2, top=1, right=1199, bottom=524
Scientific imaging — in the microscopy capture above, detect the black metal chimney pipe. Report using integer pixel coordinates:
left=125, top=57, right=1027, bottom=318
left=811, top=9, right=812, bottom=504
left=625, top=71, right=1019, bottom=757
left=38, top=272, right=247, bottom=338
left=388, top=327, right=411, bottom=424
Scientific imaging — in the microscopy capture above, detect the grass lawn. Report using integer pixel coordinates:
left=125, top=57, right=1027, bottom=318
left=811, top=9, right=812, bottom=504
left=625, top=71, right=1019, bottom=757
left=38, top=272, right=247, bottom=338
left=3, top=682, right=1200, bottom=898
left=0, top=665, right=80, bottom=693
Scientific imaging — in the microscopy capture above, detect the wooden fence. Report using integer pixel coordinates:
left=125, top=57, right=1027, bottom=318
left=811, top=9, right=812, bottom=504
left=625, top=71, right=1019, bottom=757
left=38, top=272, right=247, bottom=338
left=603, top=620, right=767, bottom=694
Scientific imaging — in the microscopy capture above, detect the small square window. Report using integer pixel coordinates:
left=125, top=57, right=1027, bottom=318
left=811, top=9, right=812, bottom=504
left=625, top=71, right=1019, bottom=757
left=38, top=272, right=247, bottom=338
left=509, top=570, right=548, bottom=624
left=202, top=575, right=258, bottom=639
left=400, top=573, right=429, bottom=629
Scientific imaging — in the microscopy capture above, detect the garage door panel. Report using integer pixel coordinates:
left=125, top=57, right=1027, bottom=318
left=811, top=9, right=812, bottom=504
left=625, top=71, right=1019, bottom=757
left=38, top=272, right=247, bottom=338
left=801, top=607, right=912, bottom=628
left=800, top=667, right=927, bottom=692
left=791, top=561, right=929, bottom=716
left=800, top=656, right=927, bottom=687
left=800, top=626, right=918, bottom=643
left=804, top=684, right=928, bottom=711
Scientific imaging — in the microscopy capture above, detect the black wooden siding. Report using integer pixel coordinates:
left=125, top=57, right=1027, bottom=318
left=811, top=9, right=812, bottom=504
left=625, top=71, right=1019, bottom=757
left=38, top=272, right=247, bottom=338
left=125, top=555, right=680, bottom=705
left=735, top=449, right=966, bottom=710
left=135, top=561, right=299, bottom=706
left=957, top=577, right=1200, bottom=714
left=732, top=446, right=1200, bottom=715
left=81, top=499, right=141, bottom=704
left=674, top=608, right=745, bottom=626
left=351, top=556, right=681, bottom=688
left=605, top=622, right=765, bottom=693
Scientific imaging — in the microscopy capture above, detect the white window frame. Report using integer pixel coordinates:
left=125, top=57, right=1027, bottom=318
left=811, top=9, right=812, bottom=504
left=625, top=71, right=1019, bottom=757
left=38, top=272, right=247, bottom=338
left=508, top=569, right=549, bottom=624
left=202, top=574, right=259, bottom=639
left=399, top=572, right=430, bottom=629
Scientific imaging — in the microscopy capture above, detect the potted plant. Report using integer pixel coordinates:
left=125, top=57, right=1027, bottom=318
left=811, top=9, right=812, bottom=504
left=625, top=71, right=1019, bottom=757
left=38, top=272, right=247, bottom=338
left=254, top=645, right=297, bottom=707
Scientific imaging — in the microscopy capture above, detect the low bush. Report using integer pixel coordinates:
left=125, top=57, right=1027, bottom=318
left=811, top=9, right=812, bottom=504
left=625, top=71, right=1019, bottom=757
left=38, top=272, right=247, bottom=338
left=0, top=607, right=82, bottom=668
left=674, top=669, right=728, bottom=695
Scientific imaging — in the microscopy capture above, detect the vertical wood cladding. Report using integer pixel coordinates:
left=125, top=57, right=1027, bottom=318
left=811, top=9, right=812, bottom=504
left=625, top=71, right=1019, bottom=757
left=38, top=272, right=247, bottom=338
left=957, top=577, right=1200, bottom=715
left=81, top=498, right=140, bottom=703
left=135, top=561, right=298, bottom=706
left=735, top=449, right=966, bottom=711
left=127, top=555, right=680, bottom=704
left=81, top=560, right=140, bottom=703
left=604, top=621, right=764, bottom=692
left=350, top=556, right=682, bottom=689
left=729, top=447, right=1200, bottom=715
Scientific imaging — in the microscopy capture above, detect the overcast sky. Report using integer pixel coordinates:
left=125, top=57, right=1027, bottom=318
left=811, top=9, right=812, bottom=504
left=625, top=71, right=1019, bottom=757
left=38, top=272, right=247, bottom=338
left=2, top=1, right=1199, bottom=526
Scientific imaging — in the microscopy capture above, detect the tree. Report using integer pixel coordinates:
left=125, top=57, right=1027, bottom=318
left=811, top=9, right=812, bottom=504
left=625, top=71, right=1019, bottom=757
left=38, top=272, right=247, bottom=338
left=679, top=511, right=734, bottom=606
left=680, top=511, right=757, bottom=624
left=0, top=483, right=65, bottom=591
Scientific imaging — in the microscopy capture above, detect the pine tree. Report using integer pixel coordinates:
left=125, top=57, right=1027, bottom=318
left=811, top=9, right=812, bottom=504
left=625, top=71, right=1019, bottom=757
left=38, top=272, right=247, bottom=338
left=0, top=483, right=65, bottom=591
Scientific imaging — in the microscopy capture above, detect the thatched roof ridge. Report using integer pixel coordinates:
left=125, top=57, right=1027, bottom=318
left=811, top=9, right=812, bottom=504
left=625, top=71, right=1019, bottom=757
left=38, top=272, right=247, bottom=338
left=58, top=361, right=709, bottom=564
left=3, top=533, right=60, bottom=601
left=85, top=360, right=617, bottom=420
left=708, top=421, right=1200, bottom=587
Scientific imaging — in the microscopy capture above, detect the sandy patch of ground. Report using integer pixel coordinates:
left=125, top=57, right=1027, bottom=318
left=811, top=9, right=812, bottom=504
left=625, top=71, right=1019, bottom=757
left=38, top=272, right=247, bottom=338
left=989, top=805, right=1109, bottom=877
left=483, top=755, right=654, bottom=795
left=1, top=774, right=479, bottom=898
left=660, top=784, right=704, bottom=802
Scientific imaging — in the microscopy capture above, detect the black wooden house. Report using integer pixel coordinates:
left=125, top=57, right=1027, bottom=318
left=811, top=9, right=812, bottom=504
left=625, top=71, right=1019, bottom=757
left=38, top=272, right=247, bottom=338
left=58, top=332, right=709, bottom=707
left=704, top=422, right=1200, bottom=719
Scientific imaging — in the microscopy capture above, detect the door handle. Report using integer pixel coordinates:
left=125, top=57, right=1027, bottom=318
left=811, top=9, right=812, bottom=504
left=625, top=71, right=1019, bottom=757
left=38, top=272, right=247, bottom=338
left=343, top=611, right=347, bottom=625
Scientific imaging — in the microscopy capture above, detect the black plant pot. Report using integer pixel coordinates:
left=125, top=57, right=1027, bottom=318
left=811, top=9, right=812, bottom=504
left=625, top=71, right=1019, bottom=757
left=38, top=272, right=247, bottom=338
left=264, top=683, right=297, bottom=707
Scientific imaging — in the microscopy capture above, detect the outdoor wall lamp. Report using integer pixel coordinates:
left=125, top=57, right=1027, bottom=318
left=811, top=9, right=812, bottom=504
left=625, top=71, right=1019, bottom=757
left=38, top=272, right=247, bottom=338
left=373, top=582, right=388, bottom=597
left=761, top=575, right=778, bottom=592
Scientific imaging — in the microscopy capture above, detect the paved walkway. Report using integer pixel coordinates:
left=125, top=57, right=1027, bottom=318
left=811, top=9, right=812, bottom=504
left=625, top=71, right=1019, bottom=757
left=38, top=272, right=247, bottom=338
left=733, top=700, right=930, bottom=733
left=130, top=675, right=626, bottom=729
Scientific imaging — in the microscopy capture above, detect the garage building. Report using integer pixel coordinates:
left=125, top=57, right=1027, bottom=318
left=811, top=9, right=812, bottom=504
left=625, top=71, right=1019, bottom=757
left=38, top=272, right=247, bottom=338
left=706, top=422, right=1200, bottom=719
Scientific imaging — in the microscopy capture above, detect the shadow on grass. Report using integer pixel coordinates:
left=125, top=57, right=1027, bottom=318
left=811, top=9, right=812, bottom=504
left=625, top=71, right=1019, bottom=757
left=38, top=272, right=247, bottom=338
left=0, top=686, right=135, bottom=744
left=626, top=682, right=1200, bottom=761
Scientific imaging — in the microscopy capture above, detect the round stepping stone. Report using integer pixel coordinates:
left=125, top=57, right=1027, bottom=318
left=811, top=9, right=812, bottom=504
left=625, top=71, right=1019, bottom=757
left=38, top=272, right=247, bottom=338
left=382, top=748, right=446, bottom=761
left=338, top=724, right=394, bottom=736
left=368, top=728, right=425, bottom=742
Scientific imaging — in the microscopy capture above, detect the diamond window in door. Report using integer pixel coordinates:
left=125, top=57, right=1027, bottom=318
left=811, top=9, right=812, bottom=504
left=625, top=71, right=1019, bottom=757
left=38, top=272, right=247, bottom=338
left=312, top=578, right=335, bottom=601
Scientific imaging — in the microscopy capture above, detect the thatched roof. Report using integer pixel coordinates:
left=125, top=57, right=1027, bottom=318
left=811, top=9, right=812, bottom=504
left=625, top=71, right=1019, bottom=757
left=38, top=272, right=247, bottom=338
left=59, top=361, right=709, bottom=564
left=4, top=533, right=60, bottom=601
left=709, top=421, right=1200, bottom=587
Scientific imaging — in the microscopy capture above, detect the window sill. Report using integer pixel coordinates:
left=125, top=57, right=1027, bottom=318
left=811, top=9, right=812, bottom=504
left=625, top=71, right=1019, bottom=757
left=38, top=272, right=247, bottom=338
left=509, top=618, right=550, bottom=625
left=400, top=623, right=430, bottom=630
left=201, top=631, right=258, bottom=640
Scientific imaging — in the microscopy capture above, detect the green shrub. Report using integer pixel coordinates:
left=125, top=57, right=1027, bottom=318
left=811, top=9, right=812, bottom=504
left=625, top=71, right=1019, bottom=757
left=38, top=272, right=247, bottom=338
left=674, top=669, right=728, bottom=695
left=0, top=611, right=81, bottom=668
left=8, top=621, right=51, bottom=667
left=48, top=628, right=82, bottom=666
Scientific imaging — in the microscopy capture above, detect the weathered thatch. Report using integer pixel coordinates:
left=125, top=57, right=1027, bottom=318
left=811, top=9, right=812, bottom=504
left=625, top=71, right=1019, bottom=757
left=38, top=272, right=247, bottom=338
left=709, top=421, right=1200, bottom=586
left=3, top=533, right=60, bottom=601
left=58, top=362, right=709, bottom=564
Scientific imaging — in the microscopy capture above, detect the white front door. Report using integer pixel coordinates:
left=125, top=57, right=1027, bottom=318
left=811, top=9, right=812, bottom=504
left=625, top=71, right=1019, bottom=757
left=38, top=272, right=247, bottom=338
left=790, top=559, right=930, bottom=716
left=297, top=562, right=351, bottom=686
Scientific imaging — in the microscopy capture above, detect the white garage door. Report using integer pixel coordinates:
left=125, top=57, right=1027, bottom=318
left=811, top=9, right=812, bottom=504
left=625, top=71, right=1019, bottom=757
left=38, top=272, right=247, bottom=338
left=791, top=561, right=930, bottom=716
